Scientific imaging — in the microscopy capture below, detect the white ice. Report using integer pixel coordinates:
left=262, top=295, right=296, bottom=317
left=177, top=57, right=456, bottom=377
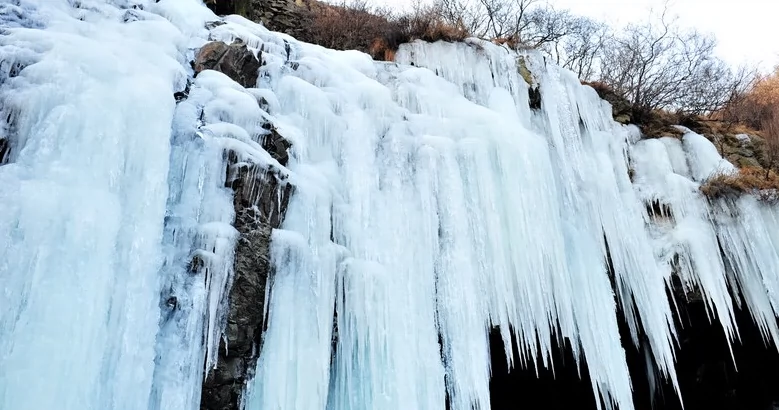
left=0, top=1, right=241, bottom=410
left=0, top=1, right=186, bottom=409
left=4, top=2, right=779, bottom=410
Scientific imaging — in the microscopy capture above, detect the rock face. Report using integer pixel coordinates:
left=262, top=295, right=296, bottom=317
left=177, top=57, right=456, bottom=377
left=250, top=0, right=311, bottom=38
left=195, top=42, right=293, bottom=410
left=194, top=40, right=261, bottom=89
left=204, top=0, right=311, bottom=39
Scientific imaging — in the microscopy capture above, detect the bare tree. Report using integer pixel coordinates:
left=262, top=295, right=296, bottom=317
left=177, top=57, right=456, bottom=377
left=433, top=0, right=580, bottom=48
left=720, top=67, right=777, bottom=129
left=546, top=16, right=609, bottom=80
left=598, top=5, right=750, bottom=117
left=761, top=108, right=779, bottom=179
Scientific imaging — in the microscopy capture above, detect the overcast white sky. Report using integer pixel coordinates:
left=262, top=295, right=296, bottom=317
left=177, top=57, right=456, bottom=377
left=373, top=0, right=779, bottom=71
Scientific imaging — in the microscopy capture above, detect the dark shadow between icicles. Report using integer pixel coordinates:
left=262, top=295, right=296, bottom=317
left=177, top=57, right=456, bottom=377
left=644, top=276, right=779, bottom=410
left=488, top=277, right=779, bottom=410
left=488, top=328, right=598, bottom=410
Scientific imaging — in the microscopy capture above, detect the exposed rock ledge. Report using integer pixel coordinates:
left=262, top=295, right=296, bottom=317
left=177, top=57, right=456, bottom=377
left=194, top=39, right=293, bottom=410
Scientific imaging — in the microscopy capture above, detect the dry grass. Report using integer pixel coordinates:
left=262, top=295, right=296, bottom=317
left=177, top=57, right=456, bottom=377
left=492, top=36, right=521, bottom=50
left=302, top=0, right=469, bottom=61
left=582, top=80, right=613, bottom=97
left=698, top=119, right=757, bottom=137
left=577, top=81, right=762, bottom=140
left=718, top=68, right=779, bottom=130
left=700, top=167, right=779, bottom=202
left=582, top=81, right=634, bottom=123
left=638, top=110, right=686, bottom=139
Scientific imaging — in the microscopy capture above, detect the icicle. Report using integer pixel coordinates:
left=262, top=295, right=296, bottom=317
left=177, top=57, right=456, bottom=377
left=0, top=1, right=189, bottom=409
left=6, top=2, right=779, bottom=410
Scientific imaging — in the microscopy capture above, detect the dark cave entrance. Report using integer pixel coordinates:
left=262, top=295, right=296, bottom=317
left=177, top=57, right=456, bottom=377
left=488, top=328, right=598, bottom=410
left=487, top=295, right=779, bottom=410
left=647, top=291, right=779, bottom=410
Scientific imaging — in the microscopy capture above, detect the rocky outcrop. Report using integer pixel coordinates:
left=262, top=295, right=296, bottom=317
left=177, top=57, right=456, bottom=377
left=204, top=0, right=252, bottom=18
left=200, top=149, right=292, bottom=410
left=204, top=0, right=311, bottom=39
left=250, top=0, right=311, bottom=38
left=194, top=40, right=261, bottom=89
left=517, top=56, right=541, bottom=110
left=195, top=41, right=293, bottom=410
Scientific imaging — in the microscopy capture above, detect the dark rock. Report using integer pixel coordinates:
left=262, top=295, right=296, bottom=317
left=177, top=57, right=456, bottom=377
left=528, top=86, right=541, bottom=110
left=203, top=0, right=251, bottom=18
left=203, top=0, right=311, bottom=39
left=260, top=124, right=291, bottom=165
left=201, top=120, right=293, bottom=410
left=189, top=254, right=205, bottom=274
left=205, top=20, right=226, bottom=30
left=194, top=41, right=262, bottom=89
left=165, top=296, right=178, bottom=310
left=0, top=138, right=8, bottom=165
left=250, top=0, right=312, bottom=39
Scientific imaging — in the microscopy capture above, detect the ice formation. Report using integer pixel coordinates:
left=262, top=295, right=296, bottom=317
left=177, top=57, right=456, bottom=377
left=1, top=1, right=779, bottom=410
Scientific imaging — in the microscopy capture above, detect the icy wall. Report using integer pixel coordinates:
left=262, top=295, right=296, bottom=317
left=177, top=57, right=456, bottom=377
left=1, top=1, right=779, bottom=410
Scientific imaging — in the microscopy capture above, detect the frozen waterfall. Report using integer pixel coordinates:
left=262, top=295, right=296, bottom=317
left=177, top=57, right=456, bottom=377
left=1, top=1, right=779, bottom=410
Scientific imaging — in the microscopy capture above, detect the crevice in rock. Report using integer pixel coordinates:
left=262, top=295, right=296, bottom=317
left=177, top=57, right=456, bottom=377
left=528, top=86, right=542, bottom=110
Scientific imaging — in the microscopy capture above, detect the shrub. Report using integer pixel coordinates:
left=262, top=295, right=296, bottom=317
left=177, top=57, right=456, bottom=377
left=700, top=167, right=779, bottom=202
left=303, top=1, right=396, bottom=53
left=720, top=68, right=779, bottom=130
left=302, top=0, right=469, bottom=61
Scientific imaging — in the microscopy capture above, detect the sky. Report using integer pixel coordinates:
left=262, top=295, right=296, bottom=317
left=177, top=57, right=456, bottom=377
left=373, top=0, right=779, bottom=72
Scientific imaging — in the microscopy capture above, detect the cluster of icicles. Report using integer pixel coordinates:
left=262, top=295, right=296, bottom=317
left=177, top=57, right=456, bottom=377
left=1, top=1, right=778, bottom=410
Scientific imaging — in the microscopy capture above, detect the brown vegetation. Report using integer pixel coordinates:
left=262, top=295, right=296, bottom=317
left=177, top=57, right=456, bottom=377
left=598, top=4, right=752, bottom=118
left=712, top=67, right=779, bottom=174
left=301, top=0, right=468, bottom=61
left=205, top=0, right=754, bottom=134
left=760, top=108, right=779, bottom=175
left=719, top=68, right=779, bottom=130
left=700, top=167, right=779, bottom=202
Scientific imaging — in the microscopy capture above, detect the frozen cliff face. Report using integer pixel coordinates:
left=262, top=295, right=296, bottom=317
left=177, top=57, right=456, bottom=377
left=2, top=1, right=779, bottom=410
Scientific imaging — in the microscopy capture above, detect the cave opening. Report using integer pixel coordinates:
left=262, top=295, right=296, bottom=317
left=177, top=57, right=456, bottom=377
left=487, top=290, right=779, bottom=410
left=488, top=328, right=598, bottom=410
left=656, top=283, right=779, bottom=410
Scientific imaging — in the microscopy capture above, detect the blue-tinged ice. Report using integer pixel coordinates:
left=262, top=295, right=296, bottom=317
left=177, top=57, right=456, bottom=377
left=4, top=2, right=779, bottom=410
